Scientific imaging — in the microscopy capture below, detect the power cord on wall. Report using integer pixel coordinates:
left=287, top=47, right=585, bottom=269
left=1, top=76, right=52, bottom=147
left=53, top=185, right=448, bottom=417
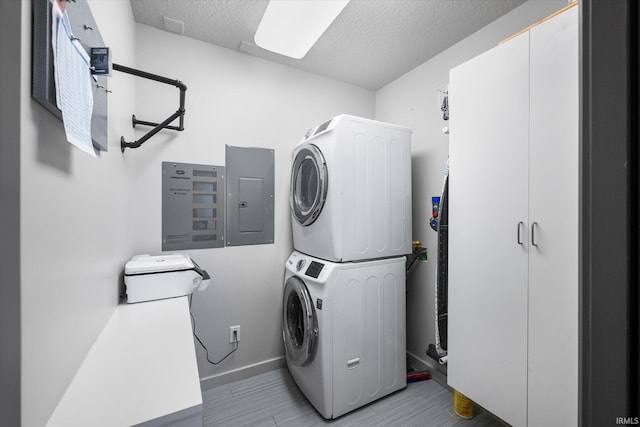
left=189, top=294, right=238, bottom=365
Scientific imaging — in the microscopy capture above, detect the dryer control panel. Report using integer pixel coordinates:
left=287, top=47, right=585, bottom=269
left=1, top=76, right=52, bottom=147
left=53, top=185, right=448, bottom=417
left=285, top=251, right=331, bottom=283
left=305, top=261, right=324, bottom=279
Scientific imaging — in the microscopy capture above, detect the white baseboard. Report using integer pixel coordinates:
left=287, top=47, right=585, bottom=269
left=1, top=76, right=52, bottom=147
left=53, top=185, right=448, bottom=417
left=199, top=353, right=447, bottom=393
left=199, top=356, right=286, bottom=391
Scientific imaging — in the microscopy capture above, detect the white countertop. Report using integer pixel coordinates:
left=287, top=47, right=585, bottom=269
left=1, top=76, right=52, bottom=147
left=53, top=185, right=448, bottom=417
left=47, top=297, right=203, bottom=427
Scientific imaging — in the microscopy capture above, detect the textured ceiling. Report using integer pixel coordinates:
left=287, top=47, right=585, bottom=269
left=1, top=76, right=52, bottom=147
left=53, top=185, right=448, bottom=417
left=130, top=0, right=527, bottom=90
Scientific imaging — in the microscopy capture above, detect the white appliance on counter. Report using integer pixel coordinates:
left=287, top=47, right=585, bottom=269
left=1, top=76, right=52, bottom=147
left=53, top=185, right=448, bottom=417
left=124, top=254, right=210, bottom=303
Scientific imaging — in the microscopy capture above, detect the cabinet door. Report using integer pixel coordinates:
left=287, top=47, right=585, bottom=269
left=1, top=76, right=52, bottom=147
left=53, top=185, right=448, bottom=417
left=448, top=33, right=530, bottom=427
left=528, top=7, right=579, bottom=427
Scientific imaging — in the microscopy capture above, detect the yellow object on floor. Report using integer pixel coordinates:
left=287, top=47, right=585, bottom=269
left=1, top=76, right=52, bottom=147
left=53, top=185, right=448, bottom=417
left=453, top=389, right=474, bottom=419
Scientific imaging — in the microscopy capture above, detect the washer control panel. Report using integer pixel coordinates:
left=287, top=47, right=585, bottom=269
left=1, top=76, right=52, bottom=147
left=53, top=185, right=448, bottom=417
left=305, top=261, right=324, bottom=279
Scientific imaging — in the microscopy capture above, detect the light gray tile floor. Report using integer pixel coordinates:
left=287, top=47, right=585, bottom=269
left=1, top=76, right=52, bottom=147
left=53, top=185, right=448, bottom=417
left=202, top=368, right=506, bottom=427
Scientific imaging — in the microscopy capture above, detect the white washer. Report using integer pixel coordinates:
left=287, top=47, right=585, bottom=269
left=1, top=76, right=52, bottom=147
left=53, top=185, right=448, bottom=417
left=290, top=114, right=412, bottom=262
left=283, top=251, right=407, bottom=419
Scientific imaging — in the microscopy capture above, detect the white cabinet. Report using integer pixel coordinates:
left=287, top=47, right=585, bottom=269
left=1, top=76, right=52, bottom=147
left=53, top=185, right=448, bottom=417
left=527, top=7, right=579, bottom=426
left=448, top=7, right=578, bottom=427
left=448, top=31, right=530, bottom=427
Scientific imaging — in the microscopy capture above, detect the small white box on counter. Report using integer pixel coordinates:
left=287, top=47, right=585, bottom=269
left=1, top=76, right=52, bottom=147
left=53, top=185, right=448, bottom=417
left=124, top=254, right=210, bottom=303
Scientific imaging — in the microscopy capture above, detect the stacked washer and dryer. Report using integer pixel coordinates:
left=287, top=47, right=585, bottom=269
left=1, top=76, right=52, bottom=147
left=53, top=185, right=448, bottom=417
left=283, top=114, right=412, bottom=419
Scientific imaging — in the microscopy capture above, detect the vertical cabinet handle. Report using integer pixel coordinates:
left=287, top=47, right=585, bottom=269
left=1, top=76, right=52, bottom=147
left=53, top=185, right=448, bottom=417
left=531, top=222, right=539, bottom=247
left=517, top=221, right=524, bottom=245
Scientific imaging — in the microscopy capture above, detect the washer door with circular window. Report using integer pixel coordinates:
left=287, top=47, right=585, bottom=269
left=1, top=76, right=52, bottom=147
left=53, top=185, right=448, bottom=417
left=283, top=276, right=318, bottom=366
left=290, top=144, right=328, bottom=226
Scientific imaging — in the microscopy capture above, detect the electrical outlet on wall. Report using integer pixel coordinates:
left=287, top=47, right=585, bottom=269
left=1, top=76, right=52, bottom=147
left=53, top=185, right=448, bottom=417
left=229, top=325, right=240, bottom=343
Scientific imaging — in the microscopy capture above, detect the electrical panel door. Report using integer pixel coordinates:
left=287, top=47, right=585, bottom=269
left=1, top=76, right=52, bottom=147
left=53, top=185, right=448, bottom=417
left=225, top=145, right=275, bottom=246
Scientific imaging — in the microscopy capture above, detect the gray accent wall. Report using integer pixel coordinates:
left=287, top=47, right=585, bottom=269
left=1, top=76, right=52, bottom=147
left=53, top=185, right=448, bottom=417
left=0, top=1, right=22, bottom=426
left=580, top=0, right=640, bottom=424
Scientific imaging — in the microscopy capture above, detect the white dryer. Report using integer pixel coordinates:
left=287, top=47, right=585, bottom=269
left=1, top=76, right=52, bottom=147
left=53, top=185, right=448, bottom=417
left=283, top=251, right=407, bottom=419
left=290, top=114, right=412, bottom=262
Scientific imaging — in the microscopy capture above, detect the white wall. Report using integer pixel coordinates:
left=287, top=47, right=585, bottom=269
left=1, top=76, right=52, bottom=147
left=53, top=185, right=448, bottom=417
left=19, top=1, right=137, bottom=426
left=375, top=0, right=567, bottom=376
left=132, top=24, right=374, bottom=384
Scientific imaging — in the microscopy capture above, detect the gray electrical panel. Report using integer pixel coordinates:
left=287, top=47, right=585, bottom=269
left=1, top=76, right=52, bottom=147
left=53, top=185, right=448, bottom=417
left=162, top=162, right=225, bottom=251
left=225, top=145, right=275, bottom=246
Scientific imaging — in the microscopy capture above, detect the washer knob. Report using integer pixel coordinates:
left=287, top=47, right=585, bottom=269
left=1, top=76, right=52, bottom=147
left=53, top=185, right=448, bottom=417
left=296, top=259, right=306, bottom=271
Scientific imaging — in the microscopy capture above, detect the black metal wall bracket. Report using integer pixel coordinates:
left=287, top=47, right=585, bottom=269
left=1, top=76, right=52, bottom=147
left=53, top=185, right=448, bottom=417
left=112, top=63, right=187, bottom=152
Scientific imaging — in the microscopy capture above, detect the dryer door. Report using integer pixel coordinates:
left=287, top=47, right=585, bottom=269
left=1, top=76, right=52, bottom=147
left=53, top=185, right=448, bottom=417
left=283, top=276, right=318, bottom=366
left=290, top=144, right=328, bottom=226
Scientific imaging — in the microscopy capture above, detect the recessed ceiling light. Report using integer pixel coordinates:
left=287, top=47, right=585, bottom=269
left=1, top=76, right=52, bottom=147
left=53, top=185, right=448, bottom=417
left=254, top=0, right=350, bottom=59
